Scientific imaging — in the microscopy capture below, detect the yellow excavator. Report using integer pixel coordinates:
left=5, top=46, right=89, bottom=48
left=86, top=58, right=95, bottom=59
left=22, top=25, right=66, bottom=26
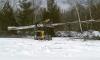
left=34, top=30, right=52, bottom=40
left=8, top=19, right=65, bottom=40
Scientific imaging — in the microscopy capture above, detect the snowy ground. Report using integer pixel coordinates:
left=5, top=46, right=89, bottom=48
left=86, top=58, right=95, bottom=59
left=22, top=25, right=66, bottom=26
left=0, top=37, right=100, bottom=60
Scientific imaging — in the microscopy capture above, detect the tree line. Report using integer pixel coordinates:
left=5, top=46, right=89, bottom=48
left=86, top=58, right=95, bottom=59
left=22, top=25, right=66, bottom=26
left=62, top=0, right=100, bottom=31
left=0, top=0, right=100, bottom=36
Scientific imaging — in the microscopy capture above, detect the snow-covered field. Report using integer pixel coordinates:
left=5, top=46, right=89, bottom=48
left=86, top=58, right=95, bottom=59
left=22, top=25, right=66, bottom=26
left=0, top=37, right=100, bottom=60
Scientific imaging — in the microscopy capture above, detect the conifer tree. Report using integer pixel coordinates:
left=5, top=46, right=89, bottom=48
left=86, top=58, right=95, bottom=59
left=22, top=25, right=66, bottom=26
left=0, top=0, right=17, bottom=35
left=17, top=0, right=34, bottom=26
left=47, top=0, right=61, bottom=23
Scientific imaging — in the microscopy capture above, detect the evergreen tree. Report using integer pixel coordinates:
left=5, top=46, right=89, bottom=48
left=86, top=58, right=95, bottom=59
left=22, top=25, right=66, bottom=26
left=40, top=0, right=61, bottom=36
left=17, top=0, right=34, bottom=26
left=47, top=0, right=61, bottom=23
left=16, top=0, right=35, bottom=35
left=0, top=0, right=17, bottom=35
left=41, top=8, right=49, bottom=21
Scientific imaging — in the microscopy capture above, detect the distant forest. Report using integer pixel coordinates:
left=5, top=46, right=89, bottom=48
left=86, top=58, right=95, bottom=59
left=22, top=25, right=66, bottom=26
left=0, top=0, right=100, bottom=36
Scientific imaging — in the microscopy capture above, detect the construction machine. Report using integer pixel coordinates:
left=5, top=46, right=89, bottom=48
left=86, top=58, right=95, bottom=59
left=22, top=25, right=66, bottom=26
left=8, top=19, right=65, bottom=40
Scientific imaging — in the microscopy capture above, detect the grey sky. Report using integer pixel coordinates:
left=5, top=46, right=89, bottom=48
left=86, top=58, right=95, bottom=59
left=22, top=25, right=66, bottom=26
left=0, top=0, right=100, bottom=10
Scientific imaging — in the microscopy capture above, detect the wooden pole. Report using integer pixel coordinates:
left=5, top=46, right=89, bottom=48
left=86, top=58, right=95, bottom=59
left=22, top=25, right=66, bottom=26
left=75, top=0, right=83, bottom=32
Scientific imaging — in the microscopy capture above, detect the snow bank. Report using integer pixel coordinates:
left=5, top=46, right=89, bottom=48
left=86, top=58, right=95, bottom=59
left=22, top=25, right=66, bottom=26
left=92, top=31, right=100, bottom=37
left=56, top=31, right=100, bottom=39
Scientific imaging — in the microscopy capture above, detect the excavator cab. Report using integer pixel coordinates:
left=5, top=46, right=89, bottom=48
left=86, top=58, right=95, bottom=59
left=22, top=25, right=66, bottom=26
left=34, top=30, right=45, bottom=40
left=34, top=27, right=52, bottom=40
